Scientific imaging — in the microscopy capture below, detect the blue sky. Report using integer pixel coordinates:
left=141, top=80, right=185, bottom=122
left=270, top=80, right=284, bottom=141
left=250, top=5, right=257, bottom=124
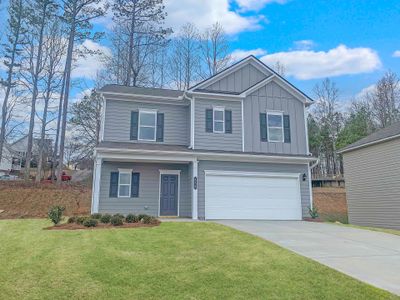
left=1, top=0, right=400, bottom=102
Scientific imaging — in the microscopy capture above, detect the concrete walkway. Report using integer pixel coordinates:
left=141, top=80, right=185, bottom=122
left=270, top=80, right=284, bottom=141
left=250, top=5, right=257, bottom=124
left=217, top=220, right=400, bottom=295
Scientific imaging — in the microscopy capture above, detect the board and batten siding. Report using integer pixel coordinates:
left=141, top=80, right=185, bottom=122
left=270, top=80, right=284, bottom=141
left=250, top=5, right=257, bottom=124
left=343, top=138, right=400, bottom=230
left=204, top=62, right=269, bottom=93
left=194, top=98, right=242, bottom=151
left=103, top=98, right=190, bottom=146
left=197, top=161, right=311, bottom=220
left=244, top=81, right=308, bottom=155
left=98, top=162, right=191, bottom=217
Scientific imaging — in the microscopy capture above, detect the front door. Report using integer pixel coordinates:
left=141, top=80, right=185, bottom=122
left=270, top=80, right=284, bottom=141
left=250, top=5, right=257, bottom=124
left=160, top=174, right=178, bottom=216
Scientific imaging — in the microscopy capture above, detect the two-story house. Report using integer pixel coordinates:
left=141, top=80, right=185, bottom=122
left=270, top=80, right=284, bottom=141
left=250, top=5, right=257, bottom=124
left=91, top=56, right=316, bottom=220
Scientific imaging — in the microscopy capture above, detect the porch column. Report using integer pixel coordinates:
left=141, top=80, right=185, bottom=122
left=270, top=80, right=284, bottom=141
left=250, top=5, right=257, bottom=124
left=192, top=159, right=198, bottom=220
left=91, top=157, right=102, bottom=214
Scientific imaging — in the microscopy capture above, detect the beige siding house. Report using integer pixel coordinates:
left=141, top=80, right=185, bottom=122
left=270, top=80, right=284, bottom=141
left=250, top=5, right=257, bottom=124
left=338, top=122, right=400, bottom=230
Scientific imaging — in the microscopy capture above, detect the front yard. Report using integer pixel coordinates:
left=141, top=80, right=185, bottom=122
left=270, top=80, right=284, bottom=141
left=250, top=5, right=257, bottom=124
left=1, top=220, right=397, bottom=299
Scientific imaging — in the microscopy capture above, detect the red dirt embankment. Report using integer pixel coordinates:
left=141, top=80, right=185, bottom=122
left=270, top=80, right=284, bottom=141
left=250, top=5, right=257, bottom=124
left=313, top=187, right=348, bottom=223
left=0, top=182, right=91, bottom=219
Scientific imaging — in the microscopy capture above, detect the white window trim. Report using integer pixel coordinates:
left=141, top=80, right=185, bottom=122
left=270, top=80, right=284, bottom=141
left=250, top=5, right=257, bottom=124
left=267, top=111, right=284, bottom=143
left=138, top=109, right=157, bottom=142
left=118, top=168, right=132, bottom=198
left=213, top=106, right=225, bottom=133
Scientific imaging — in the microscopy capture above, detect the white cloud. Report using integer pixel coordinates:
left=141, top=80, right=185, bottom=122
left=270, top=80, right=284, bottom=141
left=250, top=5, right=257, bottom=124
left=165, top=0, right=264, bottom=34
left=293, top=40, right=315, bottom=51
left=72, top=40, right=111, bottom=79
left=231, top=48, right=267, bottom=61
left=355, top=84, right=376, bottom=99
left=260, top=44, right=382, bottom=80
left=235, top=0, right=288, bottom=12
left=393, top=50, right=400, bottom=58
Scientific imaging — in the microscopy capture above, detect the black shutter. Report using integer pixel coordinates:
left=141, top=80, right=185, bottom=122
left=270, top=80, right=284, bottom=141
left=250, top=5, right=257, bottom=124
left=206, top=109, right=213, bottom=132
left=156, top=113, right=164, bottom=142
left=131, top=172, right=140, bottom=197
left=283, top=114, right=291, bottom=143
left=130, top=111, right=139, bottom=140
left=260, top=113, right=267, bottom=142
left=109, top=172, right=119, bottom=197
left=225, top=110, right=232, bottom=133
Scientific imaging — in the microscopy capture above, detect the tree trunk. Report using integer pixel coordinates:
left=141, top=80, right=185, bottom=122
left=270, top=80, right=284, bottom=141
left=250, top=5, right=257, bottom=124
left=125, top=4, right=136, bottom=86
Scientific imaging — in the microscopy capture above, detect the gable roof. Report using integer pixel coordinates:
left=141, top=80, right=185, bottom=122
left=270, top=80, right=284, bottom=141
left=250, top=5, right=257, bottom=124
left=338, top=121, right=400, bottom=153
left=189, top=55, right=313, bottom=103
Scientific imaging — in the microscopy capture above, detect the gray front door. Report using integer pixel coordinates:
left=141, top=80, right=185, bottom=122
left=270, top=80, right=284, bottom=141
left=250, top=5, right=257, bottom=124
left=160, top=174, right=178, bottom=216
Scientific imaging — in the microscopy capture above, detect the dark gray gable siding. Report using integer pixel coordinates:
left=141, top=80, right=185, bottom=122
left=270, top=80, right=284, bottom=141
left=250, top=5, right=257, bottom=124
left=99, top=162, right=191, bottom=217
left=104, top=99, right=190, bottom=146
left=343, top=138, right=400, bottom=230
left=197, top=160, right=311, bottom=220
left=194, top=98, right=242, bottom=151
left=244, top=81, right=307, bottom=155
left=203, top=62, right=270, bottom=93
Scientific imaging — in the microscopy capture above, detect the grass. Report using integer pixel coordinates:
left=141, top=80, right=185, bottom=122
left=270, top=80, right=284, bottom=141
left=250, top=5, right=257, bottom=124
left=339, top=223, right=400, bottom=236
left=0, top=220, right=398, bottom=300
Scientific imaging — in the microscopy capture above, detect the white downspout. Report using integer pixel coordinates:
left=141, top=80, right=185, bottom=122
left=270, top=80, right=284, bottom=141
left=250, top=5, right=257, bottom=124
left=183, top=91, right=195, bottom=149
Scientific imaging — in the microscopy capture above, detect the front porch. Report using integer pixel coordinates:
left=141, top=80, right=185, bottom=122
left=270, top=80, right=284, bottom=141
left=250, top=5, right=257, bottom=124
left=91, top=154, right=198, bottom=219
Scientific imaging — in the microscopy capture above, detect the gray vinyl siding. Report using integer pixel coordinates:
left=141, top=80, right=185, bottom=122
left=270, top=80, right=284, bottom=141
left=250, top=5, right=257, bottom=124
left=103, top=99, right=190, bottom=146
left=343, top=138, right=400, bottom=230
left=98, top=162, right=191, bottom=217
left=244, top=81, right=308, bottom=155
left=197, top=160, right=311, bottom=220
left=204, top=62, right=270, bottom=93
left=194, top=98, right=242, bottom=151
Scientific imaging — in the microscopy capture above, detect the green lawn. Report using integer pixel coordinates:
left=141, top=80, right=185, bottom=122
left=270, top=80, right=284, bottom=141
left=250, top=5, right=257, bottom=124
left=0, top=220, right=398, bottom=300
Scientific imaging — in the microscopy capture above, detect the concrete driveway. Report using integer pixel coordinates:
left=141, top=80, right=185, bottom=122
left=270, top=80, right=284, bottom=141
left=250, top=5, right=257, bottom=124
left=217, top=220, right=400, bottom=295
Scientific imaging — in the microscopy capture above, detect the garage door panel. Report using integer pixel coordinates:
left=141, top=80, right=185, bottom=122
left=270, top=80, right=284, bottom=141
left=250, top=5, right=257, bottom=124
left=205, top=173, right=302, bottom=220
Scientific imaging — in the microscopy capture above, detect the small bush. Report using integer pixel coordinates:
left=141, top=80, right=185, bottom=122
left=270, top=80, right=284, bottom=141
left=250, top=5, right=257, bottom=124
left=91, top=213, right=102, bottom=219
left=67, top=216, right=77, bottom=224
left=100, top=214, right=111, bottom=224
left=47, top=206, right=65, bottom=225
left=113, top=213, right=125, bottom=219
left=111, top=216, right=123, bottom=226
left=141, top=215, right=157, bottom=224
left=125, top=214, right=139, bottom=223
left=308, top=206, right=319, bottom=219
left=137, top=214, right=147, bottom=221
left=83, top=219, right=98, bottom=227
left=76, top=216, right=89, bottom=225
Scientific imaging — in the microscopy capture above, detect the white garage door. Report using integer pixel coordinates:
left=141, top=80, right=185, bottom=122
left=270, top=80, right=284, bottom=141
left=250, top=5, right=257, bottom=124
left=205, top=171, right=302, bottom=220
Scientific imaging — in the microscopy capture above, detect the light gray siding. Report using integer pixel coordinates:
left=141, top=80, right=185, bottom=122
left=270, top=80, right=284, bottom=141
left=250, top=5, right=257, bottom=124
left=99, top=162, right=191, bottom=217
left=343, top=138, right=400, bottom=230
left=194, top=98, right=242, bottom=151
left=103, top=99, right=190, bottom=146
left=197, top=160, right=311, bottom=219
left=204, top=62, right=269, bottom=93
left=244, top=81, right=308, bottom=155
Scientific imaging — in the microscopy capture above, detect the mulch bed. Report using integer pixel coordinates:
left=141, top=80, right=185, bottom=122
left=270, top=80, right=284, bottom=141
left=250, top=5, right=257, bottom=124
left=44, top=221, right=161, bottom=230
left=303, top=217, right=324, bottom=222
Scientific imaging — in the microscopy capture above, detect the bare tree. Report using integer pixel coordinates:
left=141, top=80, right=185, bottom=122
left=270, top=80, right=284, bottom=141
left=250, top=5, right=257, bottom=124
left=112, top=0, right=170, bottom=86
left=200, top=22, right=231, bottom=78
left=272, top=61, right=286, bottom=77
left=57, top=0, right=107, bottom=185
left=0, top=0, right=28, bottom=163
left=366, top=71, right=400, bottom=128
left=168, top=23, right=200, bottom=90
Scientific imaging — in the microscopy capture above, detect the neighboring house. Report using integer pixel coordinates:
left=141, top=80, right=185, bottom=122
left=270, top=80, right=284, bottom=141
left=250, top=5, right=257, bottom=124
left=0, top=145, right=14, bottom=174
left=338, top=122, right=400, bottom=230
left=92, top=56, right=316, bottom=220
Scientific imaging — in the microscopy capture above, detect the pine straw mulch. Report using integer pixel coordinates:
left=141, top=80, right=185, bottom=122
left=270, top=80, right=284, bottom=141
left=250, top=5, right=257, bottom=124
left=45, top=220, right=161, bottom=231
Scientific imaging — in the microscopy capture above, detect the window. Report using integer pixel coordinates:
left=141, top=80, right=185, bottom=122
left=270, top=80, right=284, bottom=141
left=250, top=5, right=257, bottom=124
left=139, top=110, right=157, bottom=141
left=213, top=107, right=225, bottom=133
left=267, top=112, right=284, bottom=142
left=118, top=171, right=131, bottom=197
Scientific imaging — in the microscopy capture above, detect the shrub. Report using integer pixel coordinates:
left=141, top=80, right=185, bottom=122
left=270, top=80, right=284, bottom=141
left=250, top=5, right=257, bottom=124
left=125, top=214, right=139, bottom=223
left=47, top=206, right=65, bottom=225
left=76, top=216, right=89, bottom=225
left=83, top=219, right=98, bottom=227
left=137, top=214, right=147, bottom=221
left=100, top=214, right=112, bottom=224
left=111, top=215, right=123, bottom=226
left=113, top=213, right=125, bottom=219
left=141, top=215, right=157, bottom=224
left=91, top=213, right=102, bottom=219
left=308, top=206, right=319, bottom=219
left=67, top=216, right=77, bottom=224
